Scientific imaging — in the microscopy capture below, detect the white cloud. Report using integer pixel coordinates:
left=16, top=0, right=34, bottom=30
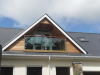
left=0, top=0, right=100, bottom=28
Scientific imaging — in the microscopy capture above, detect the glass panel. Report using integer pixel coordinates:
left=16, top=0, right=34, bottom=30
left=52, top=38, right=65, bottom=50
left=25, top=37, right=33, bottom=49
left=56, top=67, right=70, bottom=75
left=41, top=34, right=50, bottom=50
left=34, top=37, right=42, bottom=50
left=42, top=37, right=50, bottom=50
left=27, top=67, right=42, bottom=75
left=1, top=67, right=13, bottom=75
left=25, top=36, right=65, bottom=50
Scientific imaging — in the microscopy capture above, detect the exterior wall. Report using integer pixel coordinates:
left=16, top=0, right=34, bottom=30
left=1, top=58, right=100, bottom=75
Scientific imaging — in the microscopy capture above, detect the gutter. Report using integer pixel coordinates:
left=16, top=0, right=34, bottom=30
left=2, top=54, right=100, bottom=60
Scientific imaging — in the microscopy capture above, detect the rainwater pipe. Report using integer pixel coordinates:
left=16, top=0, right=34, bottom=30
left=48, top=56, right=50, bottom=75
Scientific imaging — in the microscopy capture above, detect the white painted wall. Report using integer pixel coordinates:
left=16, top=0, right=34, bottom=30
left=1, top=58, right=100, bottom=75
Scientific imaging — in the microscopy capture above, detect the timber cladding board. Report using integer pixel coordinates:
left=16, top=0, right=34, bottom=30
left=66, top=39, right=82, bottom=53
left=23, top=50, right=68, bottom=53
left=6, top=37, right=24, bottom=51
left=25, top=18, right=66, bottom=37
left=40, top=18, right=50, bottom=24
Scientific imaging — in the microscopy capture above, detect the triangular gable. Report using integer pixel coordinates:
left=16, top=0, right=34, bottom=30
left=2, top=14, right=87, bottom=54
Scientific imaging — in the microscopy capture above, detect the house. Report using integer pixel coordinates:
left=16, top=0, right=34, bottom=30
left=1, top=14, right=100, bottom=75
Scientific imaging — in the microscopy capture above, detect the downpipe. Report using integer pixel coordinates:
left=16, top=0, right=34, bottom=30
left=48, top=56, right=50, bottom=75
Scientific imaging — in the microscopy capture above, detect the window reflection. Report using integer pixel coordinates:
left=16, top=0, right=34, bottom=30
left=25, top=36, right=65, bottom=50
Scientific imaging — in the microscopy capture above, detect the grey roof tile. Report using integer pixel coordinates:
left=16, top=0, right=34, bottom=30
left=0, top=27, right=23, bottom=46
left=67, top=32, right=100, bottom=56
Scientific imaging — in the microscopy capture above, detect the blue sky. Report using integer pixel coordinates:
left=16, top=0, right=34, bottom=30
left=0, top=0, right=100, bottom=33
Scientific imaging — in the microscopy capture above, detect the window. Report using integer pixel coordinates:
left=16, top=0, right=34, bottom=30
left=27, top=67, right=42, bottom=75
left=78, top=37, right=89, bottom=42
left=83, top=72, right=100, bottom=75
left=1, top=67, right=13, bottom=75
left=56, top=67, right=70, bottom=75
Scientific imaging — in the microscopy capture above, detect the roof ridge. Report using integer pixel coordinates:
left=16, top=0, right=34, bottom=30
left=0, top=27, right=24, bottom=30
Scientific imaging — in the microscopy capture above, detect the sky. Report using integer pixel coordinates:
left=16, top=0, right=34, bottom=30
left=0, top=0, right=100, bottom=33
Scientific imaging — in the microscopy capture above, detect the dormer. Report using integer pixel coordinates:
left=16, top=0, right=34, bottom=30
left=3, top=14, right=87, bottom=54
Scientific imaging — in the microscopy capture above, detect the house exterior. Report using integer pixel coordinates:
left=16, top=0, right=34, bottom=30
left=1, top=14, right=100, bottom=75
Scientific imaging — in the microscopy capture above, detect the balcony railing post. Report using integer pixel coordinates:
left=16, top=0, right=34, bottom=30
left=0, top=44, right=2, bottom=75
left=65, top=39, right=67, bottom=51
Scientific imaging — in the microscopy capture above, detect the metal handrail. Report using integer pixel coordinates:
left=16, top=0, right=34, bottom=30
left=24, top=35, right=66, bottom=39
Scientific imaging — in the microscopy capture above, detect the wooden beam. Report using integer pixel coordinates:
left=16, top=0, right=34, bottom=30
left=23, top=50, right=67, bottom=53
left=24, top=35, right=66, bottom=39
left=40, top=18, right=50, bottom=24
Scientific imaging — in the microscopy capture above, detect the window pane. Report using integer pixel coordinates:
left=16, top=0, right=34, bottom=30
left=25, top=36, right=65, bottom=50
left=1, top=67, right=13, bottom=75
left=35, top=37, right=41, bottom=44
left=83, top=72, right=100, bottom=75
left=27, top=67, right=42, bottom=75
left=25, top=37, right=33, bottom=49
left=56, top=67, right=70, bottom=75
left=52, top=38, right=65, bottom=50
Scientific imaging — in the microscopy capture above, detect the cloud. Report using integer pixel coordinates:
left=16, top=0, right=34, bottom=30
left=0, top=0, right=100, bottom=28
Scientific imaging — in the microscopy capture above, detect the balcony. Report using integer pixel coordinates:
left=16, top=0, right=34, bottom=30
left=24, top=35, right=66, bottom=52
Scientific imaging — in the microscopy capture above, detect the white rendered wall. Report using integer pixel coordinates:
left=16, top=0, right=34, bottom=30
left=1, top=58, right=100, bottom=75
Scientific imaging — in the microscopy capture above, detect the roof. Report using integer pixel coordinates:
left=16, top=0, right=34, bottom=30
left=67, top=32, right=100, bottom=56
left=0, top=27, right=23, bottom=47
left=0, top=27, right=100, bottom=56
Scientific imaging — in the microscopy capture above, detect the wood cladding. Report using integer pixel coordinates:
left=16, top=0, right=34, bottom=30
left=40, top=19, right=50, bottom=24
left=23, top=50, right=68, bottom=53
left=25, top=18, right=66, bottom=37
left=6, top=37, right=24, bottom=51
left=66, top=39, right=82, bottom=53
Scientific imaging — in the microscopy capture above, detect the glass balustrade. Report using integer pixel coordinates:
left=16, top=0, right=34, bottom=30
left=25, top=36, right=65, bottom=50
